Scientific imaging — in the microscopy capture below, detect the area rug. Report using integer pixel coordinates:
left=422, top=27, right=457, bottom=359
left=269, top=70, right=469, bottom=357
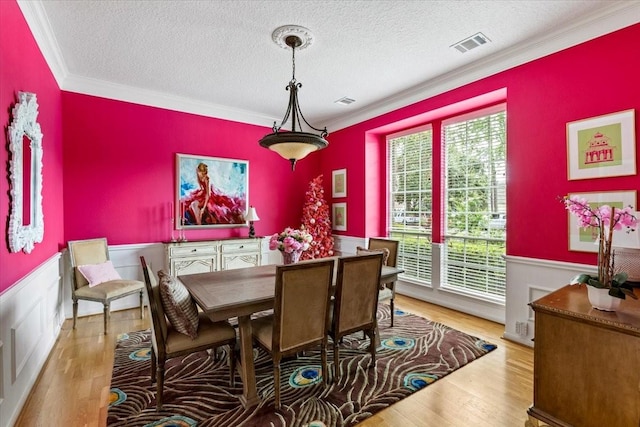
left=107, top=305, right=496, bottom=427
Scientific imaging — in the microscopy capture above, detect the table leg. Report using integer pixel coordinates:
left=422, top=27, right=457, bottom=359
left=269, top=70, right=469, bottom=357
left=237, top=314, right=259, bottom=408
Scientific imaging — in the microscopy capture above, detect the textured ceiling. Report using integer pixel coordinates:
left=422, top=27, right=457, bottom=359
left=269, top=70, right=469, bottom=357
left=18, top=0, right=640, bottom=132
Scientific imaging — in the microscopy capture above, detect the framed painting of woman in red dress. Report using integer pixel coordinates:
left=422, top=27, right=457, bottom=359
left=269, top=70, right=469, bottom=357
left=176, top=153, right=249, bottom=229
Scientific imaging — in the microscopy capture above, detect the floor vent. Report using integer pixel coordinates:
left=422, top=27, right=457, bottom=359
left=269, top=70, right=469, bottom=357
left=451, top=32, right=491, bottom=53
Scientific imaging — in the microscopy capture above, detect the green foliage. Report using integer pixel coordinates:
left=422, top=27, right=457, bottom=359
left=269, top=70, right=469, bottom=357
left=570, top=272, right=638, bottom=300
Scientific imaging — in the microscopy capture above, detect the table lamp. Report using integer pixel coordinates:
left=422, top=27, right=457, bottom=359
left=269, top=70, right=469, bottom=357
left=245, top=206, right=260, bottom=238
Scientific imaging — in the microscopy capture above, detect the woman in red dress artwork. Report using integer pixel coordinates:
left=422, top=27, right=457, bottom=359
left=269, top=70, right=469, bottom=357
left=181, top=162, right=245, bottom=225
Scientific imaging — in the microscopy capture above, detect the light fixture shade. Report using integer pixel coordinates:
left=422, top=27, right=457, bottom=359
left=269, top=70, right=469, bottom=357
left=259, top=131, right=328, bottom=163
left=245, top=206, right=260, bottom=222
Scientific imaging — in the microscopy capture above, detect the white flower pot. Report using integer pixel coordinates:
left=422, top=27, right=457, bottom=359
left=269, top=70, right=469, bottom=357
left=586, top=286, right=621, bottom=311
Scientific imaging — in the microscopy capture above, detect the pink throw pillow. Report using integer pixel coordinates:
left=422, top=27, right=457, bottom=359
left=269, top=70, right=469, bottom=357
left=78, top=260, right=122, bottom=287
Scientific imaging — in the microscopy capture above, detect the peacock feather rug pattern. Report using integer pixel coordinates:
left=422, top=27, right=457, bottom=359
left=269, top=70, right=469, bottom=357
left=107, top=305, right=496, bottom=427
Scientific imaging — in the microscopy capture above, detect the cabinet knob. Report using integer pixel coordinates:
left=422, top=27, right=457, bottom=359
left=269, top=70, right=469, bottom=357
left=191, top=249, right=197, bottom=252
left=239, top=245, right=244, bottom=249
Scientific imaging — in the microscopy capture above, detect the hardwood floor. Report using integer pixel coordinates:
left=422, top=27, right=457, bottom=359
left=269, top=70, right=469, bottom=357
left=15, top=294, right=533, bottom=427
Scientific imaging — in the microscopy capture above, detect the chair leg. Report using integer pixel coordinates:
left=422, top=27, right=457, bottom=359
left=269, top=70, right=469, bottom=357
left=321, top=340, right=327, bottom=387
left=103, top=303, right=110, bottom=335
left=72, top=299, right=78, bottom=330
left=390, top=297, right=395, bottom=327
left=150, top=348, right=157, bottom=383
left=389, top=281, right=396, bottom=327
left=333, top=338, right=340, bottom=382
left=368, top=328, right=376, bottom=366
left=274, top=358, right=281, bottom=410
left=228, top=343, right=236, bottom=387
left=156, top=358, right=165, bottom=411
left=139, top=290, right=144, bottom=319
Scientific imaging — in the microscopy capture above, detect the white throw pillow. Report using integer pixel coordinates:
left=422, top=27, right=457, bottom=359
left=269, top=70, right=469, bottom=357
left=78, top=260, right=122, bottom=287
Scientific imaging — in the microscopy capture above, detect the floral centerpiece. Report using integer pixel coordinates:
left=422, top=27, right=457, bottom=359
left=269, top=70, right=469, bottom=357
left=563, top=195, right=638, bottom=301
left=269, top=226, right=313, bottom=264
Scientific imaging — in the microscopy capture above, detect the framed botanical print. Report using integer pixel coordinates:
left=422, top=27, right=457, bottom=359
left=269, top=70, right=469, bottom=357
left=567, top=190, right=637, bottom=252
left=176, top=153, right=248, bottom=229
left=567, top=109, right=636, bottom=180
left=332, top=202, right=347, bottom=231
left=332, top=168, right=347, bottom=198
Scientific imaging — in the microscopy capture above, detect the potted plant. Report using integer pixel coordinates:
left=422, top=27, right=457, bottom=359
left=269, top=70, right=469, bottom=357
left=563, top=195, right=638, bottom=308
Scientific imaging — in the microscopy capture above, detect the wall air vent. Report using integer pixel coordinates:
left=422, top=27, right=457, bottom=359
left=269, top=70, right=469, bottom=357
left=451, top=32, right=491, bottom=53
left=335, top=97, right=356, bottom=106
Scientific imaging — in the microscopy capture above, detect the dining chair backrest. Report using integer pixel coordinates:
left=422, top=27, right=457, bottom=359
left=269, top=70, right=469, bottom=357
left=333, top=253, right=384, bottom=337
left=140, top=256, right=168, bottom=354
left=368, top=238, right=399, bottom=268
left=272, top=259, right=335, bottom=354
left=68, top=237, right=110, bottom=290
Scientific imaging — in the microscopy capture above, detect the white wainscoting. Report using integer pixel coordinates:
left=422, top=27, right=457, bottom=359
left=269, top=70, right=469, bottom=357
left=0, top=242, right=166, bottom=427
left=0, top=254, right=63, bottom=427
left=503, top=255, right=595, bottom=347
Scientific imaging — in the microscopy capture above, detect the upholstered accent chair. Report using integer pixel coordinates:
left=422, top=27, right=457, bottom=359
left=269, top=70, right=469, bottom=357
left=329, top=253, right=384, bottom=380
left=140, top=256, right=237, bottom=410
left=68, top=237, right=145, bottom=334
left=251, top=259, right=335, bottom=410
left=367, top=238, right=400, bottom=326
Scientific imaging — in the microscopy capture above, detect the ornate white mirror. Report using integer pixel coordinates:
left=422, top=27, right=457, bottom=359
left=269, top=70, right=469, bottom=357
left=8, top=92, right=44, bottom=253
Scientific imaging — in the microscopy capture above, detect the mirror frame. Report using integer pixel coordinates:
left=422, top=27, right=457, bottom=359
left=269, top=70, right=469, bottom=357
left=8, top=91, right=44, bottom=253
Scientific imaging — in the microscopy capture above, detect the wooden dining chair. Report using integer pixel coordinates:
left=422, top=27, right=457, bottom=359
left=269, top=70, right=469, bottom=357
left=251, top=259, right=335, bottom=410
left=365, top=238, right=399, bottom=326
left=329, top=253, right=383, bottom=380
left=68, top=237, right=145, bottom=335
left=140, top=256, right=237, bottom=410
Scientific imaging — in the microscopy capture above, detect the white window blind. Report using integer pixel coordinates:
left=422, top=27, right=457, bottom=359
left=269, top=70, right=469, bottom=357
left=443, top=106, right=506, bottom=299
left=387, top=126, right=432, bottom=284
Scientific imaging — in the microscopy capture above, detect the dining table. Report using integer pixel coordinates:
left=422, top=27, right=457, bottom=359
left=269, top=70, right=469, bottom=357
left=178, top=258, right=404, bottom=408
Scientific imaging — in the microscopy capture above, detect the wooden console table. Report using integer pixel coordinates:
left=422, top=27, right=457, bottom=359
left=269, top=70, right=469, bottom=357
left=527, top=285, right=640, bottom=427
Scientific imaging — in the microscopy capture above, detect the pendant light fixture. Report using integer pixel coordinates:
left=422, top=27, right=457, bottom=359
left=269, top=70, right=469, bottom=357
left=259, top=25, right=328, bottom=170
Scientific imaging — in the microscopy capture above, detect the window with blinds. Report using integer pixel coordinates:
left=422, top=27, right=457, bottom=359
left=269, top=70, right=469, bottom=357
left=387, top=126, right=433, bottom=284
left=443, top=106, right=506, bottom=300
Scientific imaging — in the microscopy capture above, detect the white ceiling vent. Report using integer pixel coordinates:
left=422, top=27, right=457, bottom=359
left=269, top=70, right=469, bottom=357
left=451, top=32, right=491, bottom=53
left=335, top=97, right=356, bottom=106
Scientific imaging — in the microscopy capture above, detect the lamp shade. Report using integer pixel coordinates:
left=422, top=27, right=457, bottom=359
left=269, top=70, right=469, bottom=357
left=245, top=206, right=260, bottom=222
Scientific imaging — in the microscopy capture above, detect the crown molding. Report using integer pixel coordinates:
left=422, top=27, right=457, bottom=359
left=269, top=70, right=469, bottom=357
left=325, top=1, right=640, bottom=132
left=17, top=0, right=68, bottom=89
left=62, top=74, right=279, bottom=128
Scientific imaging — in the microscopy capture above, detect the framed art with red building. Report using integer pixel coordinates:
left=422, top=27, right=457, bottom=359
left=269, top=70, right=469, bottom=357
left=332, top=168, right=347, bottom=198
left=332, top=202, right=347, bottom=231
left=566, top=109, right=636, bottom=180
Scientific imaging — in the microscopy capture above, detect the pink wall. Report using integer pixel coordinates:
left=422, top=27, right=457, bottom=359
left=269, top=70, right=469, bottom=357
left=61, top=93, right=320, bottom=245
left=321, top=23, right=640, bottom=267
left=0, top=1, right=64, bottom=294
left=3, top=1, right=639, bottom=295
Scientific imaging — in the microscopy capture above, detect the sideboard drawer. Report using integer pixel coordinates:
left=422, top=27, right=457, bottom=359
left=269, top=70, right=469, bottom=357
left=221, top=242, right=260, bottom=253
left=169, top=245, right=217, bottom=258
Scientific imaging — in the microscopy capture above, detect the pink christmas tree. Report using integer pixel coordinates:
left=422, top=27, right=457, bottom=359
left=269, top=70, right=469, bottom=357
left=300, top=175, right=334, bottom=260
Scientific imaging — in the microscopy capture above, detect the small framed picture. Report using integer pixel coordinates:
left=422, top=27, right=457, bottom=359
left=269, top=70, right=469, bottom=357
left=332, top=168, right=347, bottom=198
left=567, top=190, right=637, bottom=252
left=567, top=109, right=636, bottom=180
left=332, top=202, right=347, bottom=231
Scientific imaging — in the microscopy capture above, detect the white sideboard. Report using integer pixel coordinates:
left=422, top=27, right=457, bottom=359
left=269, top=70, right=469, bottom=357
left=165, top=238, right=262, bottom=276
